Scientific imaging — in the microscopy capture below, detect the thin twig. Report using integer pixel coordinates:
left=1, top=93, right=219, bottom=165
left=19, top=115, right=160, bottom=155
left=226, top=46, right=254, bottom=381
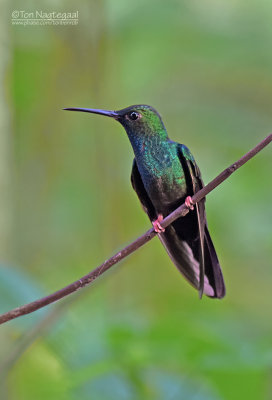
left=0, top=134, right=271, bottom=325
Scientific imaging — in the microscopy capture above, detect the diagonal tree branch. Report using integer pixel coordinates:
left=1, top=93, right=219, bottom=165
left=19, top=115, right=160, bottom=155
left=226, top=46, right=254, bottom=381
left=0, top=134, right=271, bottom=325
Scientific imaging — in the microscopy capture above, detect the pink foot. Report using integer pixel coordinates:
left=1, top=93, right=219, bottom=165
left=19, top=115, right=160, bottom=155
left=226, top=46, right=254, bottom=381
left=152, top=214, right=165, bottom=233
left=185, top=196, right=194, bottom=210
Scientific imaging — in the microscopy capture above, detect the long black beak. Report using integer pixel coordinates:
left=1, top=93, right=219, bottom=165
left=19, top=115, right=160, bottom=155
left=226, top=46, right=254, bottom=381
left=63, top=107, right=119, bottom=119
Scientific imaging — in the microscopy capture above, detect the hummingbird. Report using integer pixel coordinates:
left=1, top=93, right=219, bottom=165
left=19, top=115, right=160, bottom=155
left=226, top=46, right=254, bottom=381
left=64, top=105, right=225, bottom=299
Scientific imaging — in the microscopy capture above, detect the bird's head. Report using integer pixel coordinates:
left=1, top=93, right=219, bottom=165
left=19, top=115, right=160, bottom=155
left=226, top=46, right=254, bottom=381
left=63, top=104, right=168, bottom=140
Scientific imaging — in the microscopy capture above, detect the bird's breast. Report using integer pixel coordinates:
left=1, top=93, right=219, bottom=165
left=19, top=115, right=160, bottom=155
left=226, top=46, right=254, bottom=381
left=138, top=153, right=187, bottom=211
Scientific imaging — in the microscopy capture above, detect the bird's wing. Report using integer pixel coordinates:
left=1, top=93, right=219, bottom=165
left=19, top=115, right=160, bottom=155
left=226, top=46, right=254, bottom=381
left=177, top=144, right=225, bottom=298
left=131, top=158, right=157, bottom=221
left=178, top=144, right=206, bottom=297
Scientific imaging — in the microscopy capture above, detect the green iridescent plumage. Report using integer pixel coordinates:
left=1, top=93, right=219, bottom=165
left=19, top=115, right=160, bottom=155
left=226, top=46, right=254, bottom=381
left=64, top=104, right=226, bottom=298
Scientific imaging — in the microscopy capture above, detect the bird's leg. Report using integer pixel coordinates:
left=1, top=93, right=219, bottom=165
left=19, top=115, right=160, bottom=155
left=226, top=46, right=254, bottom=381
left=152, top=214, right=165, bottom=233
left=185, top=196, right=194, bottom=210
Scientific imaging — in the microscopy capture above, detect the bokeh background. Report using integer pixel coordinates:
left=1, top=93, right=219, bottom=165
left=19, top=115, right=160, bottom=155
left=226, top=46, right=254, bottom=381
left=0, top=1, right=272, bottom=399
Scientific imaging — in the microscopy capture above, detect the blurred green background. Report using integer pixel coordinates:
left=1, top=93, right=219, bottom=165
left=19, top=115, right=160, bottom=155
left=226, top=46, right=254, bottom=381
left=0, top=0, right=272, bottom=399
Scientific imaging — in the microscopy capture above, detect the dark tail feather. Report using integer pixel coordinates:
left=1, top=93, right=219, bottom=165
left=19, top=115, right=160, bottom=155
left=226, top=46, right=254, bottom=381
left=158, top=224, right=225, bottom=299
left=203, top=226, right=226, bottom=298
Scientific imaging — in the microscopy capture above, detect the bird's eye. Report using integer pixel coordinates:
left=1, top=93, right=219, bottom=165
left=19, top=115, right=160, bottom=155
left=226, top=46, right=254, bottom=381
left=128, top=111, right=140, bottom=121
